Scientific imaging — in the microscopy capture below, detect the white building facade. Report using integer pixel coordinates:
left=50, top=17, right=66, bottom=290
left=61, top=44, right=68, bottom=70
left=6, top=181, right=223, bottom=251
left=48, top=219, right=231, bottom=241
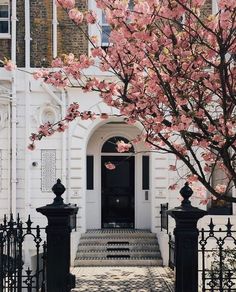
left=0, top=0, right=235, bottom=265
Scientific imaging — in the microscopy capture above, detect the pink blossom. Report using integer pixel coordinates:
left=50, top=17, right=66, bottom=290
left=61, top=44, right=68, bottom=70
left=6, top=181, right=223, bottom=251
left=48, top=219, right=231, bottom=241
left=100, top=113, right=109, bottom=119
left=57, top=122, right=68, bottom=132
left=38, top=123, right=55, bottom=136
left=85, top=10, right=97, bottom=24
left=215, top=184, right=227, bottom=194
left=3, top=59, right=16, bottom=71
left=28, top=143, right=36, bottom=151
left=187, top=174, right=199, bottom=183
left=169, top=165, right=177, bottom=171
left=199, top=198, right=209, bottom=205
left=116, top=140, right=132, bottom=153
left=91, top=48, right=104, bottom=58
left=168, top=183, right=178, bottom=190
left=68, top=8, right=84, bottom=24
left=29, top=133, right=39, bottom=142
left=105, top=162, right=116, bottom=170
left=51, top=58, right=63, bottom=67
left=57, top=0, right=75, bottom=9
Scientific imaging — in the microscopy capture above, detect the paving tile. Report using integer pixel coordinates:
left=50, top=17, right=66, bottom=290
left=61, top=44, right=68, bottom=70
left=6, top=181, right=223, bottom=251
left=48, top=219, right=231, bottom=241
left=71, top=267, right=175, bottom=292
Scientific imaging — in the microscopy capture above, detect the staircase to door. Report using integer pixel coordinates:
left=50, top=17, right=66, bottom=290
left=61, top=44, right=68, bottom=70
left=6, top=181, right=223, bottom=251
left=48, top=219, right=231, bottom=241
left=74, top=229, right=163, bottom=266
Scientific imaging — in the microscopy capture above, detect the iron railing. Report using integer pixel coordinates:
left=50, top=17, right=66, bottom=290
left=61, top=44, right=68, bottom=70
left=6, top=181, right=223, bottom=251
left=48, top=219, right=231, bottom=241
left=160, top=203, right=169, bottom=233
left=199, top=218, right=236, bottom=291
left=0, top=214, right=46, bottom=291
left=168, top=233, right=175, bottom=270
left=169, top=218, right=236, bottom=291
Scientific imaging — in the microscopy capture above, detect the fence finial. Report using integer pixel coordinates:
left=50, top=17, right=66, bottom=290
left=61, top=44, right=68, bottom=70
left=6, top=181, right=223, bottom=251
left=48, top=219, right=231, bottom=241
left=180, top=182, right=193, bottom=207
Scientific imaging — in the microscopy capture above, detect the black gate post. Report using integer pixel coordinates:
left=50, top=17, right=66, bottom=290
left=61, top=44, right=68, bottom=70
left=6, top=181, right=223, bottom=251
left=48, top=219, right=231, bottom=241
left=167, top=183, right=207, bottom=292
left=36, top=179, right=78, bottom=292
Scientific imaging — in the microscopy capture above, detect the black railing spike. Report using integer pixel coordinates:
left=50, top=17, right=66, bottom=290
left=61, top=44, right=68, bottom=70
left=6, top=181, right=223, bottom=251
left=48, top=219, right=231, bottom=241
left=208, top=218, right=215, bottom=236
left=3, top=214, right=7, bottom=226
left=26, top=215, right=33, bottom=233
left=226, top=217, right=233, bottom=231
left=16, top=213, right=21, bottom=228
left=36, top=225, right=40, bottom=238
left=9, top=213, right=14, bottom=229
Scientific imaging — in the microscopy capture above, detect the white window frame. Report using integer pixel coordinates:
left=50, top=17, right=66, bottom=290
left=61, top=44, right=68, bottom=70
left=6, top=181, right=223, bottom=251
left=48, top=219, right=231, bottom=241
left=0, top=0, right=11, bottom=39
left=88, top=0, right=133, bottom=50
left=101, top=11, right=110, bottom=48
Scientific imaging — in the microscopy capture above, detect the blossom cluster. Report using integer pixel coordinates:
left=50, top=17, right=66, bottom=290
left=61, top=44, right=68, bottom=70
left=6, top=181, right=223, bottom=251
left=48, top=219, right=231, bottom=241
left=2, top=0, right=236, bottom=202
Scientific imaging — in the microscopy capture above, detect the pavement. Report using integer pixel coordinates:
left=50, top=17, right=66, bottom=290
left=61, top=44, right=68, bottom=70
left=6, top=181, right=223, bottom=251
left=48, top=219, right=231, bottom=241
left=71, top=266, right=175, bottom=292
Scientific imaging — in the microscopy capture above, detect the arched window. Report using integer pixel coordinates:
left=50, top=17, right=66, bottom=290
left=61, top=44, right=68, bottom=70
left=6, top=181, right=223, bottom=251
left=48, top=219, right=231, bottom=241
left=101, top=136, right=134, bottom=153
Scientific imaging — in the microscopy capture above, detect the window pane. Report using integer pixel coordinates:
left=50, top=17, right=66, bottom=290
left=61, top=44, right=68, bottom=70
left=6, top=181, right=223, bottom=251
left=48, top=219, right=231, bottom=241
left=0, top=5, right=8, bottom=18
left=0, top=21, right=8, bottom=33
left=102, top=25, right=111, bottom=44
left=87, top=156, right=94, bottom=190
left=102, top=136, right=134, bottom=153
left=142, top=156, right=149, bottom=190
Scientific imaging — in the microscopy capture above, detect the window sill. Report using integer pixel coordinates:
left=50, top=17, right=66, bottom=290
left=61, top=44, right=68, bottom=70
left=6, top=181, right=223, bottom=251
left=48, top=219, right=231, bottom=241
left=0, top=34, right=11, bottom=39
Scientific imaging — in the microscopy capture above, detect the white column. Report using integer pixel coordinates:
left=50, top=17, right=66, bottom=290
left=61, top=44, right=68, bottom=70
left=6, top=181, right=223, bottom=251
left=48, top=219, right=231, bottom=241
left=52, top=0, right=58, bottom=58
left=10, top=0, right=17, bottom=216
left=25, top=0, right=31, bottom=68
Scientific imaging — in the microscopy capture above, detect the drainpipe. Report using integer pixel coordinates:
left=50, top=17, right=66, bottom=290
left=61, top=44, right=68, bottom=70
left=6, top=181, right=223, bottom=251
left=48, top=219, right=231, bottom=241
left=10, top=0, right=17, bottom=216
left=212, top=0, right=218, bottom=14
left=25, top=0, right=31, bottom=68
left=61, top=90, right=67, bottom=202
left=67, top=93, right=72, bottom=202
left=24, top=0, right=31, bottom=216
left=52, top=0, right=58, bottom=58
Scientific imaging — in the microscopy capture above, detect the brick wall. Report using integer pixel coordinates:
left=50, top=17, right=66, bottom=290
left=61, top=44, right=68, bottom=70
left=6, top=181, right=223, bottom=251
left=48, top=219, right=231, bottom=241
left=0, top=0, right=88, bottom=68
left=57, top=0, right=88, bottom=57
left=16, top=0, right=25, bottom=67
left=30, top=0, right=53, bottom=67
left=0, top=0, right=213, bottom=68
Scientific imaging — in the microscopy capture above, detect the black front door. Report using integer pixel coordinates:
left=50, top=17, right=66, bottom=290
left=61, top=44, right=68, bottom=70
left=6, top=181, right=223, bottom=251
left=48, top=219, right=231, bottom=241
left=101, top=156, right=135, bottom=228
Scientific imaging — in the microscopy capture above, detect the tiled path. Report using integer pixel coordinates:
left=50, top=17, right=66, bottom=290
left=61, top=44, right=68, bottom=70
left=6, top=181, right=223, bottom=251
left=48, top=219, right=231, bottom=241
left=71, top=267, right=175, bottom=292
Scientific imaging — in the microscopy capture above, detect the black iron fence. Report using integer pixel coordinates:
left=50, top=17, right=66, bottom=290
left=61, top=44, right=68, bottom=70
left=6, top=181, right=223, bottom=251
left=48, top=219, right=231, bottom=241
left=0, top=214, right=46, bottom=292
left=168, top=233, right=175, bottom=270
left=199, top=218, right=236, bottom=291
left=169, top=218, right=236, bottom=292
left=160, top=203, right=169, bottom=233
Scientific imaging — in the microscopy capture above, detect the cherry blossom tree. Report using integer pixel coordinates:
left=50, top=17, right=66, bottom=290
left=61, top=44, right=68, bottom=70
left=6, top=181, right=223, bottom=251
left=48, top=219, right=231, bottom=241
left=4, top=0, right=236, bottom=203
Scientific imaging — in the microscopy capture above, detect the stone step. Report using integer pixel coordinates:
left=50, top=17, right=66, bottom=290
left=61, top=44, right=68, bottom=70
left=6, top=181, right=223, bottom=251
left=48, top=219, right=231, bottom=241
left=77, top=243, right=160, bottom=251
left=75, top=230, right=163, bottom=267
left=79, top=238, right=159, bottom=245
left=74, top=258, right=163, bottom=266
left=76, top=250, right=161, bottom=258
left=81, top=229, right=156, bottom=239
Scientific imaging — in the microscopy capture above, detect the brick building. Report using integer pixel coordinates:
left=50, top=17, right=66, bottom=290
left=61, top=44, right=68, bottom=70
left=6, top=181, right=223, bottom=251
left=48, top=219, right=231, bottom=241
left=0, top=0, right=234, bottom=266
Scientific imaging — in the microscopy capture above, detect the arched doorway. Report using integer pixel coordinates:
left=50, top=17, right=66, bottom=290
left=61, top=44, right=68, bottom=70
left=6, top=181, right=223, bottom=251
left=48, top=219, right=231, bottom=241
left=101, top=137, right=135, bottom=228
left=85, top=121, right=151, bottom=230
